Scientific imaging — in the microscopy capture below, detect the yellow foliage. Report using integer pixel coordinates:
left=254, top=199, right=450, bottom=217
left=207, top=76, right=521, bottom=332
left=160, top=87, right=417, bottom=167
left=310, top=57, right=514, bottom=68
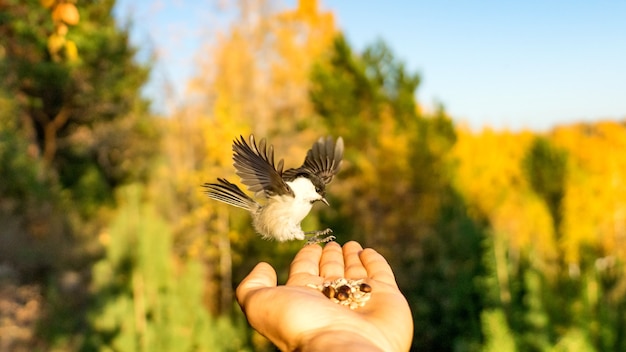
left=64, top=39, right=78, bottom=61
left=52, top=3, right=80, bottom=26
left=453, top=127, right=557, bottom=261
left=455, top=120, right=626, bottom=266
left=553, top=121, right=626, bottom=262
left=44, top=1, right=80, bottom=61
left=40, top=0, right=56, bottom=9
left=163, top=0, right=337, bottom=260
left=188, top=0, right=336, bottom=136
left=47, top=33, right=66, bottom=56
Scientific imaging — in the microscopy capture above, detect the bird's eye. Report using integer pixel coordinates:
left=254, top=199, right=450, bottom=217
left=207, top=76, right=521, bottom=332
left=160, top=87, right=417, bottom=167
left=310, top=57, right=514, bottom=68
left=315, top=187, right=321, bottom=193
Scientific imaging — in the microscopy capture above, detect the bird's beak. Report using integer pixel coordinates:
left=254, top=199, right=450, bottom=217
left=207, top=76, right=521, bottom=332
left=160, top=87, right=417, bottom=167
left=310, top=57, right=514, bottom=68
left=320, top=197, right=329, bottom=206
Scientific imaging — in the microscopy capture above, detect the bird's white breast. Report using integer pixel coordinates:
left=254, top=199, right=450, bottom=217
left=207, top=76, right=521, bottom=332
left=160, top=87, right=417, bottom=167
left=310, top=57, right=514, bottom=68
left=252, top=177, right=320, bottom=241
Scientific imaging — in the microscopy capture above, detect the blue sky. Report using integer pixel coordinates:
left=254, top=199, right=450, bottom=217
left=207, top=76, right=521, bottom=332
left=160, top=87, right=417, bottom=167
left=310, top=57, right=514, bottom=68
left=114, top=0, right=626, bottom=131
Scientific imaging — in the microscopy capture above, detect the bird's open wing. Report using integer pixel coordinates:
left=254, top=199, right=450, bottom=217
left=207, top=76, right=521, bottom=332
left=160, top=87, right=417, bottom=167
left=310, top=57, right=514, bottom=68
left=285, top=136, right=344, bottom=185
left=232, top=135, right=294, bottom=197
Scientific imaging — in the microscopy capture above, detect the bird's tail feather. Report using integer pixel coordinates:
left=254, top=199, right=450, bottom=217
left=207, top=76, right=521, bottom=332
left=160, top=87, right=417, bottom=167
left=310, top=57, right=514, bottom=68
left=203, top=178, right=257, bottom=211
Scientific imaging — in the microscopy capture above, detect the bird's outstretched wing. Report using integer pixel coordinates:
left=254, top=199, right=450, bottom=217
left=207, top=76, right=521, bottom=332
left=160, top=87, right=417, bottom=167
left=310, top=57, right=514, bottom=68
left=232, top=135, right=294, bottom=197
left=284, top=136, right=344, bottom=185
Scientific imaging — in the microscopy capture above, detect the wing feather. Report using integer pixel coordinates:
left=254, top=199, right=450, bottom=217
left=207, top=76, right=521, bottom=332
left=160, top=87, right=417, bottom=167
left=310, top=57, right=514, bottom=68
left=284, top=136, right=344, bottom=185
left=232, top=135, right=293, bottom=197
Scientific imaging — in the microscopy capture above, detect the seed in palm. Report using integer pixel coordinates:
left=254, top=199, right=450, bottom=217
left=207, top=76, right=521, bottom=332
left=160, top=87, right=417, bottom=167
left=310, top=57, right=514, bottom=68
left=307, top=278, right=372, bottom=309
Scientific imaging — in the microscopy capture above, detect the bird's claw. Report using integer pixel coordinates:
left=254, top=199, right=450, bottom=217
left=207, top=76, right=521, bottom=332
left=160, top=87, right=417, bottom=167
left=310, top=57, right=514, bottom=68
left=305, top=228, right=335, bottom=245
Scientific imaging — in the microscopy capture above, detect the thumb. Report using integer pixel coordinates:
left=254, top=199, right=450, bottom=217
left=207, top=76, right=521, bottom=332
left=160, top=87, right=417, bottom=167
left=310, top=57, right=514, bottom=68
left=236, top=262, right=277, bottom=308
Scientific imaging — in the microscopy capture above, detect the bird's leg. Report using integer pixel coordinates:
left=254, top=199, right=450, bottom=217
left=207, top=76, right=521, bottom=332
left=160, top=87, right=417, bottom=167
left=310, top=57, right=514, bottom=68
left=304, top=228, right=335, bottom=245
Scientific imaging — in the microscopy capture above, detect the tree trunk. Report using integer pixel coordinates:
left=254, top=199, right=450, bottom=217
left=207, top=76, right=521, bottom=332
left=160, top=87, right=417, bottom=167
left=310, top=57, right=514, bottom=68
left=42, top=105, right=71, bottom=165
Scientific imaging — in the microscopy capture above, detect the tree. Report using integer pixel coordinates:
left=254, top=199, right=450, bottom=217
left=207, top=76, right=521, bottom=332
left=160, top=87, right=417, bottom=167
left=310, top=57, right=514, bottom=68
left=1, top=0, right=158, bottom=212
left=310, top=35, right=486, bottom=351
left=157, top=2, right=338, bottom=348
left=0, top=0, right=158, bottom=348
left=83, top=185, right=249, bottom=352
left=523, top=136, right=568, bottom=235
left=455, top=123, right=626, bottom=350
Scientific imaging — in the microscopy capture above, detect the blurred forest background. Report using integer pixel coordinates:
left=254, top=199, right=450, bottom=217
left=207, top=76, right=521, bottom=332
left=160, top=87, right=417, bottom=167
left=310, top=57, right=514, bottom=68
left=1, top=0, right=625, bottom=351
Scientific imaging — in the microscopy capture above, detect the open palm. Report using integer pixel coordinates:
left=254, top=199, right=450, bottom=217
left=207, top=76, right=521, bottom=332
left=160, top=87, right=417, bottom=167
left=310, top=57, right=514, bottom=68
left=236, top=241, right=413, bottom=351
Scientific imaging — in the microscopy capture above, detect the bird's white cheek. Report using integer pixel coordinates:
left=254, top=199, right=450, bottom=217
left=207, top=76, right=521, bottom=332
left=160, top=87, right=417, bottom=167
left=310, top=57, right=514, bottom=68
left=286, top=178, right=319, bottom=202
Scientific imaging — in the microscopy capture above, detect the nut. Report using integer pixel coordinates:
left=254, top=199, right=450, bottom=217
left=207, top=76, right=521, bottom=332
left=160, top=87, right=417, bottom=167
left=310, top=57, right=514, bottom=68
left=308, top=278, right=372, bottom=309
left=359, top=283, right=372, bottom=293
left=322, top=285, right=336, bottom=299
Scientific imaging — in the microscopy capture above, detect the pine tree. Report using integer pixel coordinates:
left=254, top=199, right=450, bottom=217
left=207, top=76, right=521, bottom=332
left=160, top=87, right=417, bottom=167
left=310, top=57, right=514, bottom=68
left=83, top=185, right=249, bottom=352
left=0, top=0, right=158, bottom=348
left=310, top=35, right=487, bottom=351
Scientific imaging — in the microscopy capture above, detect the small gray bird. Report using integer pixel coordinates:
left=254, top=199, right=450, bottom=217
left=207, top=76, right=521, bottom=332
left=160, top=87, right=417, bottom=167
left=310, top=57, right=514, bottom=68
left=203, top=134, right=344, bottom=244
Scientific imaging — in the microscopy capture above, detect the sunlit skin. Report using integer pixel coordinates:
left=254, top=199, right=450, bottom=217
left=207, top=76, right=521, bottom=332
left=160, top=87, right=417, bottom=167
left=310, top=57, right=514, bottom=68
left=236, top=241, right=413, bottom=351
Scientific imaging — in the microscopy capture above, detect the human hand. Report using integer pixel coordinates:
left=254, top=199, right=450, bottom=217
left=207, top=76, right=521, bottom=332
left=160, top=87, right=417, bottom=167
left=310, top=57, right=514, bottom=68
left=236, top=241, right=413, bottom=351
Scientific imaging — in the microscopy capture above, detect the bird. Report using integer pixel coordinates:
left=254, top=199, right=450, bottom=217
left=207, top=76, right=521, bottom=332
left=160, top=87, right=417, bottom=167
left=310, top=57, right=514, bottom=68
left=203, top=134, right=344, bottom=244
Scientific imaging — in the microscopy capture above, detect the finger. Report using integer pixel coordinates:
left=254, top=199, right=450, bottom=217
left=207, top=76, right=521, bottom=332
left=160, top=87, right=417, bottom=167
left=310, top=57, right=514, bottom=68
left=289, top=243, right=323, bottom=277
left=287, top=243, right=323, bottom=285
left=236, top=262, right=277, bottom=307
left=360, top=248, right=399, bottom=288
left=342, top=241, right=368, bottom=279
left=319, top=241, right=345, bottom=279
